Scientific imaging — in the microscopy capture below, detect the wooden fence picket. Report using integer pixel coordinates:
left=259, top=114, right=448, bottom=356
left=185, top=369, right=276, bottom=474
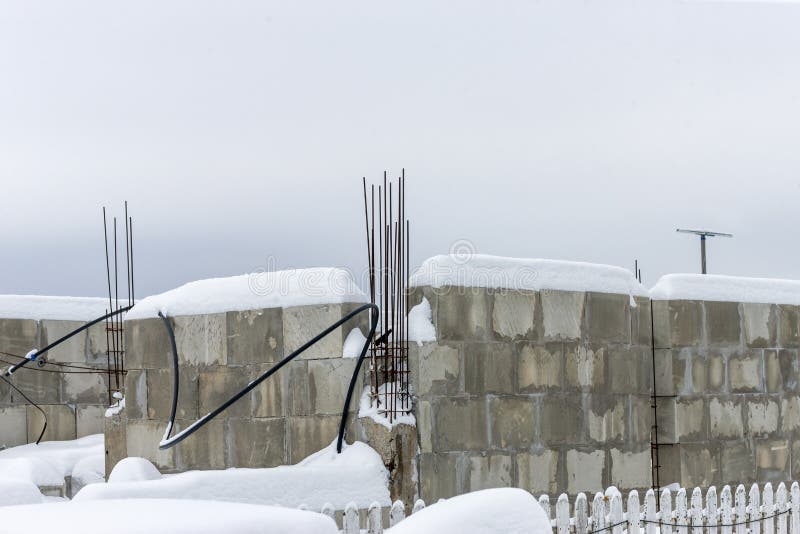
left=645, top=489, right=658, bottom=534
left=539, top=494, right=551, bottom=520
left=676, top=488, right=689, bottom=534
left=707, top=486, right=718, bottom=534
left=628, top=490, right=641, bottom=534
left=777, top=483, right=788, bottom=534
left=764, top=483, right=775, bottom=534
left=412, top=499, right=426, bottom=514
left=592, top=492, right=606, bottom=534
left=366, top=501, right=382, bottom=534
left=661, top=488, right=674, bottom=534
left=791, top=482, right=800, bottom=534
left=575, top=492, right=588, bottom=534
left=721, top=486, right=733, bottom=534
left=735, top=485, right=747, bottom=534
left=691, top=487, right=703, bottom=534
left=751, top=483, right=762, bottom=534
left=389, top=500, right=405, bottom=527
left=556, top=494, right=570, bottom=534
left=343, top=502, right=359, bottom=534
left=609, top=492, right=624, bottom=534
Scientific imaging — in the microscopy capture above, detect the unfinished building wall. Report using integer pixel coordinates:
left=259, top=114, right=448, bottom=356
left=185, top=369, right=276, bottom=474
left=0, top=315, right=109, bottom=448
left=109, top=302, right=368, bottom=475
left=652, top=297, right=800, bottom=488
left=408, top=284, right=653, bottom=500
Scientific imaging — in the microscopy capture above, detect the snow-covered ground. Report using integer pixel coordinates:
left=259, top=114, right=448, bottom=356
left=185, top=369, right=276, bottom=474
left=75, top=440, right=389, bottom=510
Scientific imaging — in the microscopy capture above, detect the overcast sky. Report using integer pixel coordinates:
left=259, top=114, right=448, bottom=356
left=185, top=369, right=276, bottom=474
left=2, top=0, right=800, bottom=299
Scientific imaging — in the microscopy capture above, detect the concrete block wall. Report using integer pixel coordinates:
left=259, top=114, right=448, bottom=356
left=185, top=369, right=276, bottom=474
left=653, top=299, right=800, bottom=489
left=0, top=318, right=109, bottom=448
left=409, top=285, right=653, bottom=501
left=110, top=302, right=368, bottom=475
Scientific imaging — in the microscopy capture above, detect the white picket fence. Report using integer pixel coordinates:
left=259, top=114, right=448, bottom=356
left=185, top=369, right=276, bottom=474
left=313, top=482, right=800, bottom=533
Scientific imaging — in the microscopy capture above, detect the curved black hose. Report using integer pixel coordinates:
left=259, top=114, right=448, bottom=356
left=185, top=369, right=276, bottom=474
left=0, top=374, right=47, bottom=444
left=157, top=312, right=179, bottom=441
left=3, top=305, right=133, bottom=377
left=157, top=303, right=379, bottom=453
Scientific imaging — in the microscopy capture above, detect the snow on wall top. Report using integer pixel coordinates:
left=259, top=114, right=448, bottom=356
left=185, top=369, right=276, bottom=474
left=410, top=254, right=648, bottom=297
left=126, top=268, right=368, bottom=320
left=650, top=273, right=800, bottom=305
left=0, top=295, right=119, bottom=321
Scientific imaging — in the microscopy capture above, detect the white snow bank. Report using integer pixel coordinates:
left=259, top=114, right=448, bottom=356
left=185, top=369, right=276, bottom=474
left=359, top=384, right=416, bottom=429
left=108, top=457, right=162, bottom=483
left=127, top=268, right=367, bottom=319
left=0, top=295, right=123, bottom=321
left=70, top=455, right=105, bottom=494
left=75, top=441, right=389, bottom=510
left=342, top=328, right=368, bottom=358
left=411, top=254, right=647, bottom=297
left=651, top=273, right=800, bottom=305
left=0, top=434, right=103, bottom=487
left=408, top=297, right=436, bottom=345
left=386, top=488, right=552, bottom=534
left=0, top=479, right=43, bottom=507
left=0, top=499, right=338, bottom=534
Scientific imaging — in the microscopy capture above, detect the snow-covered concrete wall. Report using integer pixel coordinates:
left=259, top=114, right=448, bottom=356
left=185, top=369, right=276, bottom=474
left=409, top=281, right=653, bottom=501
left=651, top=274, right=800, bottom=489
left=0, top=297, right=112, bottom=448
left=108, top=270, right=371, bottom=476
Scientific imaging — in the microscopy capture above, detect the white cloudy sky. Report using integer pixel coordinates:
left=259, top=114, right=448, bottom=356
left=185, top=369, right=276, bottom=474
left=1, top=0, right=799, bottom=298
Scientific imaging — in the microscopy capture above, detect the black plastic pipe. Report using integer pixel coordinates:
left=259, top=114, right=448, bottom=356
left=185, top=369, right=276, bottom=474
left=157, top=303, right=379, bottom=453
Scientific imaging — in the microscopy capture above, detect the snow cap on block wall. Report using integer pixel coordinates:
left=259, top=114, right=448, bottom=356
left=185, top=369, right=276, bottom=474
left=650, top=273, right=800, bottom=305
left=0, top=295, right=123, bottom=321
left=127, top=268, right=367, bottom=320
left=409, top=254, right=648, bottom=298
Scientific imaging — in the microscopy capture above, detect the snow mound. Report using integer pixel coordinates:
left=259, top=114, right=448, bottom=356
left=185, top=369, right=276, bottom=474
left=0, top=499, right=338, bottom=534
left=386, top=488, right=552, bottom=534
left=408, top=297, right=436, bottom=345
left=71, top=455, right=106, bottom=494
left=0, top=434, right=103, bottom=485
left=342, top=328, right=368, bottom=358
left=108, top=457, right=162, bottom=483
left=0, top=295, right=122, bottom=321
left=0, top=479, right=43, bottom=507
left=651, top=273, right=800, bottom=305
left=127, top=268, right=367, bottom=319
left=75, top=441, right=389, bottom=510
left=411, top=254, right=647, bottom=297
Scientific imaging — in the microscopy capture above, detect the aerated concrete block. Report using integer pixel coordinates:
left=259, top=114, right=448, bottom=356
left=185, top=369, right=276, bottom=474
left=41, top=320, right=87, bottom=363
left=679, top=444, right=719, bottom=488
left=779, top=305, right=800, bottom=348
left=126, top=318, right=172, bottom=369
left=628, top=396, right=652, bottom=444
left=307, top=358, right=359, bottom=415
left=566, top=449, right=604, bottom=495
left=64, top=372, right=107, bottom=404
left=488, top=396, right=535, bottom=449
left=468, top=453, right=513, bottom=491
left=541, top=290, right=584, bottom=341
left=608, top=347, right=644, bottom=394
left=586, top=397, right=624, bottom=444
left=0, top=406, right=27, bottom=447
left=418, top=452, right=468, bottom=502
left=782, top=397, right=800, bottom=432
left=436, top=288, right=492, bottom=342
left=491, top=290, right=536, bottom=340
left=540, top=395, right=584, bottom=445
left=11, top=366, right=62, bottom=404
left=518, top=343, right=562, bottom=392
left=199, top=367, right=251, bottom=418
left=28, top=404, right=75, bottom=442
left=175, top=417, right=226, bottom=470
left=705, top=301, right=741, bottom=346
left=610, top=448, right=650, bottom=490
left=76, top=405, right=106, bottom=437
left=0, top=318, right=40, bottom=359
left=287, top=414, right=343, bottom=463
left=668, top=300, right=703, bottom=347
left=709, top=397, right=744, bottom=439
left=721, top=442, right=754, bottom=482
left=729, top=352, right=763, bottom=393
left=250, top=364, right=284, bottom=418
left=126, top=419, right=176, bottom=471
left=565, top=344, right=604, bottom=390
left=124, top=368, right=147, bottom=420
left=432, top=397, right=489, bottom=451
left=104, top=412, right=127, bottom=477
left=416, top=343, right=461, bottom=396
left=631, top=297, right=653, bottom=346
left=516, top=449, right=559, bottom=494
left=743, top=303, right=776, bottom=348
left=227, top=417, right=286, bottom=467
left=226, top=308, right=283, bottom=364
left=463, top=343, right=514, bottom=395
left=776, top=349, right=799, bottom=393
left=174, top=313, right=227, bottom=366
left=586, top=292, right=629, bottom=344
left=147, top=366, right=199, bottom=420
left=747, top=398, right=779, bottom=436
left=756, top=439, right=789, bottom=483
left=283, top=304, right=345, bottom=360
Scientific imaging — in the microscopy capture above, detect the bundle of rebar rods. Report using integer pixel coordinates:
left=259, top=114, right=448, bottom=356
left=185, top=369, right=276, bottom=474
left=362, top=171, right=410, bottom=424
left=102, top=201, right=135, bottom=405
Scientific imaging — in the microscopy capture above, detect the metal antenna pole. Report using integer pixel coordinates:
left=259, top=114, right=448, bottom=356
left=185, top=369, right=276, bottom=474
left=676, top=229, right=732, bottom=275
